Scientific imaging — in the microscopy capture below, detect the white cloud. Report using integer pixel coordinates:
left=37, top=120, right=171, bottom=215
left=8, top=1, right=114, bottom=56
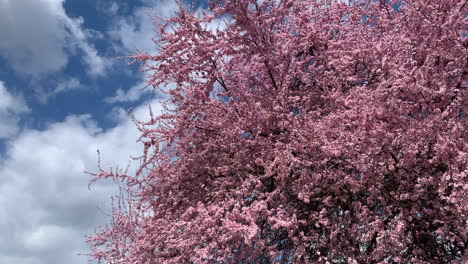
left=33, top=77, right=84, bottom=104
left=105, top=0, right=180, bottom=105
left=0, top=99, right=165, bottom=264
left=23, top=225, right=78, bottom=251
left=105, top=81, right=152, bottom=103
left=98, top=1, right=119, bottom=16
left=0, top=0, right=108, bottom=77
left=109, top=0, right=180, bottom=54
left=0, top=81, right=29, bottom=139
left=110, top=0, right=229, bottom=55
left=54, top=77, right=82, bottom=94
left=105, top=80, right=172, bottom=104
left=107, top=2, right=231, bottom=104
left=65, top=15, right=109, bottom=77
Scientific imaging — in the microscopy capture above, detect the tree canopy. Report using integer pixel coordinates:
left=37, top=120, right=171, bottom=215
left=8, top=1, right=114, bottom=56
left=87, top=0, right=468, bottom=263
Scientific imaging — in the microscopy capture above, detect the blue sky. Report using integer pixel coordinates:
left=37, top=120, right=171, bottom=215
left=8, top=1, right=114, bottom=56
left=0, top=0, right=189, bottom=263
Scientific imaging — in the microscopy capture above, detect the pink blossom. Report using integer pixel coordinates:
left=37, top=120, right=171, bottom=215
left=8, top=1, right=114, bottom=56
left=86, top=0, right=468, bottom=263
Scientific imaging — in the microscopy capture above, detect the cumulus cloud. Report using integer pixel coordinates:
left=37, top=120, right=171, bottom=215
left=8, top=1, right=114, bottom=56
left=54, top=77, right=83, bottom=94
left=0, top=99, right=165, bottom=264
left=105, top=80, right=173, bottom=104
left=0, top=0, right=108, bottom=77
left=109, top=0, right=227, bottom=54
left=33, top=77, right=84, bottom=104
left=106, top=0, right=189, bottom=104
left=106, top=1, right=231, bottom=104
left=0, top=81, right=30, bottom=139
left=105, top=81, right=153, bottom=103
left=97, top=0, right=120, bottom=16
left=109, top=0, right=180, bottom=54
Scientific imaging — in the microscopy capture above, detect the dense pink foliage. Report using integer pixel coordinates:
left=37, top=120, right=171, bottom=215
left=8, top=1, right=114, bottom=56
left=87, top=0, right=468, bottom=263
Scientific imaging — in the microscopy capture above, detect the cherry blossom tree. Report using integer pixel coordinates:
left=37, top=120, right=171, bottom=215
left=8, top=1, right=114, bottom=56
left=87, top=0, right=468, bottom=263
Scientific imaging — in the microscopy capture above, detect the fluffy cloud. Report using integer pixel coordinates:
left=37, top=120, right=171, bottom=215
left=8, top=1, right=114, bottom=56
left=106, top=1, right=229, bottom=104
left=97, top=0, right=120, bottom=16
left=0, top=0, right=108, bottom=77
left=0, top=81, right=29, bottom=139
left=109, top=0, right=228, bottom=53
left=0, top=99, right=165, bottom=264
left=105, top=0, right=180, bottom=104
left=54, top=77, right=83, bottom=94
left=109, top=0, right=179, bottom=54
left=104, top=80, right=153, bottom=103
left=105, top=79, right=174, bottom=104
left=33, top=77, right=84, bottom=104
